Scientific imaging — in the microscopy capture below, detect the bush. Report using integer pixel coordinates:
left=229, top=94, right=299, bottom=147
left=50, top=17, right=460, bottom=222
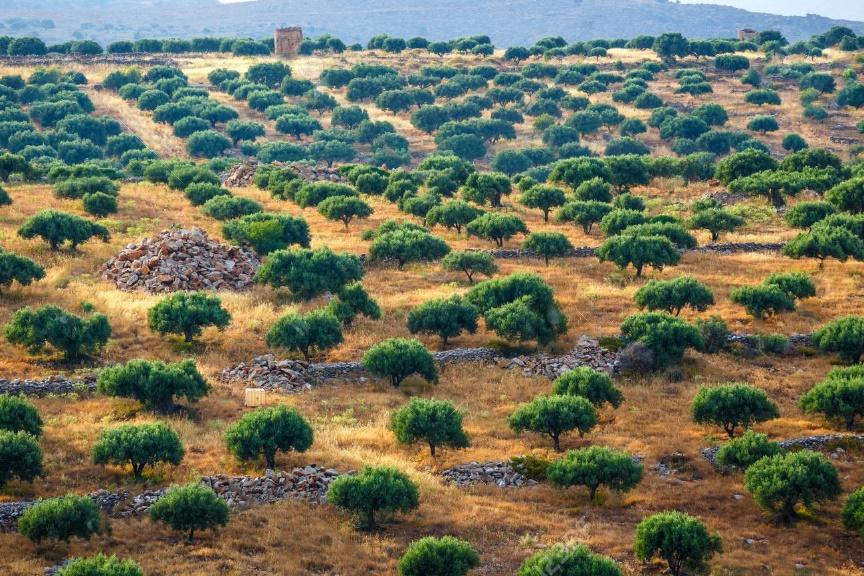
left=551, top=367, right=623, bottom=408
left=326, top=465, right=419, bottom=529
left=362, top=338, right=437, bottom=387
left=93, top=423, right=183, bottom=478
left=800, top=365, right=864, bottom=429
left=843, top=487, right=864, bottom=538
left=520, top=185, right=566, bottom=221
left=826, top=178, right=864, bottom=214
left=390, top=398, right=469, bottom=456
left=517, top=543, right=622, bottom=576
left=18, top=209, right=109, bottom=250
left=266, top=309, right=343, bottom=360
left=369, top=228, right=450, bottom=269
left=784, top=201, right=834, bottom=230
left=634, top=511, right=722, bottom=576
left=407, top=296, right=478, bottom=345
left=80, top=192, right=117, bottom=218
left=149, top=483, right=229, bottom=542
left=0, top=250, right=44, bottom=293
left=186, top=130, right=231, bottom=158
left=620, top=312, right=702, bottom=370
left=691, top=383, right=779, bottom=438
left=509, top=394, right=596, bottom=451
left=0, top=395, right=42, bottom=436
left=398, top=536, right=480, bottom=576
left=467, top=272, right=566, bottom=341
left=55, top=554, right=143, bottom=576
left=547, top=446, right=642, bottom=499
left=715, top=149, right=777, bottom=185
left=326, top=282, right=381, bottom=326
left=317, top=195, right=373, bottom=229
left=18, top=494, right=101, bottom=543
left=425, top=200, right=483, bottom=234
left=225, top=405, right=313, bottom=468
left=556, top=201, right=613, bottom=234
left=596, top=234, right=679, bottom=277
left=201, top=195, right=262, bottom=220
left=715, top=429, right=780, bottom=469
left=295, top=182, right=357, bottom=208
left=522, top=232, right=573, bottom=265
left=744, top=450, right=841, bottom=521
left=183, top=182, right=230, bottom=206
left=147, top=291, right=231, bottom=342
left=812, top=316, right=864, bottom=364
left=687, top=208, right=745, bottom=242
left=4, top=305, right=110, bottom=362
left=783, top=224, right=864, bottom=266
left=0, top=430, right=43, bottom=488
left=97, top=359, right=209, bottom=412
left=730, top=285, right=795, bottom=319
left=441, top=250, right=496, bottom=283
left=222, top=212, right=309, bottom=255
left=256, top=247, right=362, bottom=300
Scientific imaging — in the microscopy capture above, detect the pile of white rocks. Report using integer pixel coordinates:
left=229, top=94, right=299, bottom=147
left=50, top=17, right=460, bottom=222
left=441, top=461, right=538, bottom=488
left=101, top=228, right=260, bottom=293
left=498, top=336, right=618, bottom=378
left=0, top=465, right=343, bottom=531
left=221, top=161, right=257, bottom=187
left=0, top=373, right=96, bottom=396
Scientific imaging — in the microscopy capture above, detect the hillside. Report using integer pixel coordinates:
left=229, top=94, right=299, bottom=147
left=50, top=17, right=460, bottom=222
left=1, top=0, right=864, bottom=46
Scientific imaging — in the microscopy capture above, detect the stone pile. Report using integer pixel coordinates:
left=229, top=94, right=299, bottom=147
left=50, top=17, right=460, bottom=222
left=221, top=161, right=258, bottom=187
left=499, top=336, right=618, bottom=378
left=221, top=348, right=498, bottom=393
left=0, top=465, right=343, bottom=531
left=283, top=162, right=346, bottom=183
left=0, top=373, right=96, bottom=396
left=101, top=228, right=260, bottom=293
left=441, top=461, right=537, bottom=488
left=701, top=434, right=864, bottom=466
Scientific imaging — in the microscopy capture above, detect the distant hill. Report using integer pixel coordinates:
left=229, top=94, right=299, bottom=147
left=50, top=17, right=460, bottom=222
left=2, top=0, right=863, bottom=47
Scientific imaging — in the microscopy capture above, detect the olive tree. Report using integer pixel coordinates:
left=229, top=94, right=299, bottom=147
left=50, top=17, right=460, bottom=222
left=317, top=195, right=373, bottom=229
left=843, top=487, right=864, bottom=538
left=800, top=365, right=864, bottom=429
left=596, top=234, right=680, bottom=277
left=18, top=495, right=101, bottom=543
left=557, top=201, right=613, bottom=234
left=18, top=210, right=109, bottom=250
left=93, top=423, right=184, bottom=478
left=425, top=200, right=483, bottom=234
left=0, top=250, right=44, bottom=294
left=222, top=212, right=310, bottom=255
left=389, top=398, right=469, bottom=456
left=687, top=208, right=745, bottom=242
left=0, top=395, right=42, bottom=436
left=147, top=292, right=231, bottom=342
left=266, top=309, right=343, bottom=360
left=634, top=511, right=722, bottom=576
left=812, top=316, right=864, bottom=363
left=225, top=405, right=313, bottom=468
left=326, top=465, right=419, bottom=529
left=398, top=536, right=480, bottom=576
left=634, top=276, right=714, bottom=315
left=0, top=430, right=43, bottom=488
left=4, top=305, right=111, bottom=362
left=149, top=483, right=229, bottom=542
left=97, top=359, right=210, bottom=412
left=326, top=282, right=381, bottom=326
left=715, top=429, right=780, bottom=469
left=620, top=312, right=703, bottom=370
left=518, top=544, right=622, bottom=576
left=547, top=446, right=643, bottom=500
left=744, top=450, right=841, bottom=521
left=362, top=338, right=438, bottom=387
left=466, top=213, right=528, bottom=247
left=369, top=228, right=451, bottom=269
left=441, top=250, right=497, bottom=283
left=256, top=247, right=363, bottom=300
left=509, top=394, right=597, bottom=451
left=784, top=201, right=835, bottom=230
left=522, top=232, right=573, bottom=265
left=783, top=224, right=864, bottom=267
left=407, top=296, right=478, bottom=345
left=691, top=383, right=779, bottom=438
left=520, top=185, right=566, bottom=221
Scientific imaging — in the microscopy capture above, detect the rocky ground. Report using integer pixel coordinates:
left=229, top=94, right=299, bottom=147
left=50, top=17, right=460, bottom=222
left=100, top=228, right=260, bottom=293
left=441, top=461, right=538, bottom=488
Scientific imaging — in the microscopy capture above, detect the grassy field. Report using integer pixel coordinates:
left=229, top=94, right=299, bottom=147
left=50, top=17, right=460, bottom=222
left=0, top=47, right=863, bottom=575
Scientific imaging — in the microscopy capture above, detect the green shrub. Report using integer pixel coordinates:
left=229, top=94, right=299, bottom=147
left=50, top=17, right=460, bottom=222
left=17, top=210, right=109, bottom=250
left=149, top=483, right=229, bottom=542
left=362, top=338, right=438, bottom=387
left=441, top=250, right=497, bottom=283
left=596, top=234, right=680, bottom=277
left=4, top=305, right=110, bottom=362
left=547, top=445, right=642, bottom=499
left=225, top=405, right=313, bottom=468
left=398, top=536, right=480, bottom=576
left=201, top=195, right=262, bottom=220
left=222, top=212, right=309, bottom=255
left=147, top=291, right=231, bottom=342
left=812, top=316, right=864, bottom=363
left=522, top=232, right=573, bottom=265
left=369, top=228, right=450, bottom=269
left=0, top=249, right=44, bottom=294
left=842, top=487, right=864, bottom=538
left=695, top=315, right=729, bottom=354
left=620, top=312, right=702, bottom=370
left=517, top=544, right=622, bottom=576
left=691, top=383, right=778, bottom=438
left=634, top=511, right=722, bottom=576
left=97, top=359, right=209, bottom=412
left=634, top=276, right=714, bottom=315
left=0, top=395, right=42, bottom=436
left=93, top=422, right=183, bottom=478
left=800, top=365, right=864, bottom=429
left=18, top=494, right=101, bottom=543
left=509, top=394, right=596, bottom=451
left=55, top=554, right=144, bottom=576
left=256, top=246, right=362, bottom=300
left=730, top=285, right=795, bottom=319
left=715, top=429, right=780, bottom=469
left=466, top=213, right=528, bottom=247
left=744, top=450, right=841, bottom=521
left=389, top=398, right=469, bottom=456
left=326, top=465, right=419, bottom=529
left=184, top=182, right=230, bottom=206
left=407, top=296, right=478, bottom=344
left=326, top=282, right=381, bottom=326
left=551, top=367, right=623, bottom=408
left=0, top=430, right=43, bottom=487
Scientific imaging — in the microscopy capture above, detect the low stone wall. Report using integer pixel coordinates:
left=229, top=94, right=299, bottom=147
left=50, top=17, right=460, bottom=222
left=485, top=242, right=785, bottom=261
left=0, top=465, right=342, bottom=532
left=0, top=374, right=97, bottom=396
left=442, top=461, right=537, bottom=488
left=701, top=434, right=864, bottom=466
left=498, top=336, right=618, bottom=378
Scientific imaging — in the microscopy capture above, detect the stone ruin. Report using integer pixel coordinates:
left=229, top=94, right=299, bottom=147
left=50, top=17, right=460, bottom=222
left=274, top=27, right=303, bottom=58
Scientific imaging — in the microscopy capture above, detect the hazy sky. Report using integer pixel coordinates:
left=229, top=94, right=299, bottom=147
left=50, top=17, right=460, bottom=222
left=678, top=0, right=864, bottom=20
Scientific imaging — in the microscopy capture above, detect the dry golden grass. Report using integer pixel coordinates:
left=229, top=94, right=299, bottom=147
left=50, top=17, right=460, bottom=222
left=1, top=50, right=864, bottom=575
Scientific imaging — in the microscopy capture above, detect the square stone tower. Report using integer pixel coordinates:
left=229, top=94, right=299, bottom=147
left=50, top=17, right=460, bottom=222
left=274, top=27, right=303, bottom=58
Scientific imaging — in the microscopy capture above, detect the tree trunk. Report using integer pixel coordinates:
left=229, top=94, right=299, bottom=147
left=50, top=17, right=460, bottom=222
left=184, top=331, right=194, bottom=343
left=465, top=270, right=474, bottom=283
left=543, top=210, right=549, bottom=222
left=265, top=449, right=276, bottom=470
left=429, top=442, right=436, bottom=457
left=724, top=423, right=736, bottom=438
left=188, top=529, right=195, bottom=543
left=365, top=508, right=376, bottom=530
left=589, top=485, right=598, bottom=500
left=551, top=433, right=561, bottom=452
left=635, top=265, right=643, bottom=277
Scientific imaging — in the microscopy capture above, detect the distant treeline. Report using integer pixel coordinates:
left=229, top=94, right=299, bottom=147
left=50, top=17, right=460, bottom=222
left=0, top=25, right=861, bottom=59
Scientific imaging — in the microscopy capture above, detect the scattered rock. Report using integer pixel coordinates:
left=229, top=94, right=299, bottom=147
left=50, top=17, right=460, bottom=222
left=653, top=452, right=702, bottom=480
left=101, top=228, right=260, bottom=293
left=442, top=461, right=537, bottom=488
left=221, top=160, right=258, bottom=187
left=498, top=336, right=618, bottom=378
